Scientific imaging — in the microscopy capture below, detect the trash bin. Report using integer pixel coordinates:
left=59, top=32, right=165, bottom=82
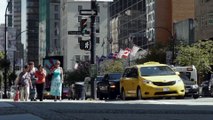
left=74, top=82, right=85, bottom=100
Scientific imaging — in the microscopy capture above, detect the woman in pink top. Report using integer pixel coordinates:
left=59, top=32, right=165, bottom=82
left=35, top=65, right=46, bottom=101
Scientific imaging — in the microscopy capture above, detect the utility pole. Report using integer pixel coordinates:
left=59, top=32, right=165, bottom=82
left=90, top=0, right=97, bottom=99
left=3, top=0, right=12, bottom=98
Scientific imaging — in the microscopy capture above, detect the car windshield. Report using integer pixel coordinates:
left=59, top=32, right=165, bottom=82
left=108, top=74, right=122, bottom=80
left=179, top=72, right=191, bottom=81
left=140, top=66, right=176, bottom=76
left=96, top=76, right=103, bottom=81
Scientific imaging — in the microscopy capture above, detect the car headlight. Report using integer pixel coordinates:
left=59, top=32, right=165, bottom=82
left=192, top=84, right=198, bottom=89
left=143, top=79, right=152, bottom=84
left=176, top=79, right=182, bottom=83
left=110, top=85, right=116, bottom=88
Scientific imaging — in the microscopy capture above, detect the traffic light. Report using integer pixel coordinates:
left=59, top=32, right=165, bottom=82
left=79, top=40, right=90, bottom=50
left=80, top=18, right=88, bottom=35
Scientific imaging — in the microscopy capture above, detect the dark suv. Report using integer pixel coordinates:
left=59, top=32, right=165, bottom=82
left=97, top=73, right=122, bottom=100
left=179, top=72, right=199, bottom=99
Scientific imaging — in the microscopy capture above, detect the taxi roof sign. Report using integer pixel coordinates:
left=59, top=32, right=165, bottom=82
left=143, top=61, right=160, bottom=65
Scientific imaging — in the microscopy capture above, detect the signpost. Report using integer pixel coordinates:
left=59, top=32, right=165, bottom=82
left=68, top=31, right=81, bottom=35
left=80, top=9, right=97, bottom=16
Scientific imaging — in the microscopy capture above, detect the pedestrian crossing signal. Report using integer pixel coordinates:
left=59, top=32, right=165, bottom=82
left=79, top=40, right=90, bottom=50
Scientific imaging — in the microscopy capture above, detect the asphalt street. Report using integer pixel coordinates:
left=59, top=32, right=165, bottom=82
left=0, top=98, right=213, bottom=120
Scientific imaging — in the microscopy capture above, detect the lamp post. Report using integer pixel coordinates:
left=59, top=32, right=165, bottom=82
left=3, top=0, right=12, bottom=98
left=13, top=30, right=32, bottom=73
left=152, top=26, right=175, bottom=64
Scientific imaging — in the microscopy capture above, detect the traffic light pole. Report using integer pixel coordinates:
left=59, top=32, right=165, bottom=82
left=90, top=0, right=97, bottom=99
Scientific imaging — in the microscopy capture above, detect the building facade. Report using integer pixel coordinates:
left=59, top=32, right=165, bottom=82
left=39, top=0, right=61, bottom=65
left=146, top=0, right=195, bottom=45
left=195, top=0, right=213, bottom=40
left=60, top=0, right=109, bottom=71
left=109, top=0, right=147, bottom=52
left=26, top=0, right=39, bottom=66
left=11, top=0, right=24, bottom=70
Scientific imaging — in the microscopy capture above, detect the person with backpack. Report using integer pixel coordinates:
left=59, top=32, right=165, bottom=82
left=16, top=65, right=32, bottom=101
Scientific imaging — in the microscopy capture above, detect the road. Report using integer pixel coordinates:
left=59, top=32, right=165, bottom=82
left=0, top=97, right=213, bottom=120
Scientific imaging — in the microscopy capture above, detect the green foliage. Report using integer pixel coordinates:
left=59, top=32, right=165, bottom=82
left=64, top=61, right=90, bottom=85
left=0, top=59, right=10, bottom=70
left=99, top=59, right=125, bottom=75
left=175, top=40, right=213, bottom=75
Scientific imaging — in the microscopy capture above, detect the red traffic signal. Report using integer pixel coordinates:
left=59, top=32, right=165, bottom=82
left=80, top=19, right=88, bottom=35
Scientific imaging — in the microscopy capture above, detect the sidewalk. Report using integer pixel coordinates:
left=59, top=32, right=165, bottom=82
left=0, top=99, right=44, bottom=120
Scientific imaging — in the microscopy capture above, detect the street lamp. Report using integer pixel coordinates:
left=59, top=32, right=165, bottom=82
left=3, top=0, right=12, bottom=98
left=13, top=30, right=33, bottom=73
left=151, top=26, right=175, bottom=64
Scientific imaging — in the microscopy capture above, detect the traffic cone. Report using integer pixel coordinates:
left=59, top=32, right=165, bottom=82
left=14, top=90, right=19, bottom=102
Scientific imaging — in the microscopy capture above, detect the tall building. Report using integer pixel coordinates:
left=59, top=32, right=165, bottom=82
left=39, top=0, right=61, bottom=65
left=60, top=0, right=109, bottom=71
left=26, top=0, right=39, bottom=66
left=146, top=0, right=195, bottom=45
left=195, top=0, right=213, bottom=40
left=11, top=0, right=24, bottom=70
left=109, top=0, right=147, bottom=52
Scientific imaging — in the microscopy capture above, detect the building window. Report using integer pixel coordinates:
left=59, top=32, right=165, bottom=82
left=96, top=37, right=100, bottom=43
left=54, top=5, right=59, bottom=11
left=84, top=55, right=89, bottom=61
left=55, top=13, right=59, bottom=19
left=78, top=16, right=82, bottom=22
left=96, top=16, right=100, bottom=23
left=75, top=55, right=81, bottom=62
left=78, top=5, right=82, bottom=11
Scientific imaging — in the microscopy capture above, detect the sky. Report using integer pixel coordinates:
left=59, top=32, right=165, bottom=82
left=0, top=0, right=7, bottom=24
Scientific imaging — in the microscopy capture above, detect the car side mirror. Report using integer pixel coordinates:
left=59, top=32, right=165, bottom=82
left=175, top=72, right=180, bottom=75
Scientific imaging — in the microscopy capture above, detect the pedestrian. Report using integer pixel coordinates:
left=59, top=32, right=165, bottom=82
left=50, top=60, right=64, bottom=101
left=28, top=61, right=38, bottom=101
left=16, top=65, right=32, bottom=101
left=35, top=64, right=46, bottom=101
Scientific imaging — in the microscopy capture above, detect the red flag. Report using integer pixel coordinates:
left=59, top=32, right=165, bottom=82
left=122, top=48, right=131, bottom=58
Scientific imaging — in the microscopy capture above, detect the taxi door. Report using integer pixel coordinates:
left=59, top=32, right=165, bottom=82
left=128, top=67, right=139, bottom=97
left=120, top=68, right=133, bottom=97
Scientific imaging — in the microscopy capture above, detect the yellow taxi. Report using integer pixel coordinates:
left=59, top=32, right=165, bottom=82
left=120, top=62, right=185, bottom=100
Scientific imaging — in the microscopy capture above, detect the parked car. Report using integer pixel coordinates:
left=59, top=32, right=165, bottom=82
left=97, top=73, right=122, bottom=100
left=200, top=80, right=213, bottom=97
left=120, top=62, right=185, bottom=100
left=173, top=65, right=199, bottom=99
left=179, top=72, right=199, bottom=99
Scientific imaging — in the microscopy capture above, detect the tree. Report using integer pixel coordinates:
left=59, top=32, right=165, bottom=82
left=99, top=59, right=125, bottom=74
left=175, top=40, right=213, bottom=83
left=64, top=61, right=90, bottom=85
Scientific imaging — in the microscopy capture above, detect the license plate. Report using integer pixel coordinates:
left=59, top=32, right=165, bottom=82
left=163, top=88, right=169, bottom=91
left=100, top=86, right=107, bottom=91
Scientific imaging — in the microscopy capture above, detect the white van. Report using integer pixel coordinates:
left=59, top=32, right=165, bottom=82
left=173, top=65, right=199, bottom=98
left=174, top=65, right=197, bottom=84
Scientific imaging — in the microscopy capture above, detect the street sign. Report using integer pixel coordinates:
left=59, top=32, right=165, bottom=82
left=68, top=31, right=81, bottom=35
left=80, top=9, right=97, bottom=16
left=68, top=31, right=90, bottom=35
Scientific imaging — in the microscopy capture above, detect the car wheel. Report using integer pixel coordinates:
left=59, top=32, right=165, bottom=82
left=176, top=96, right=185, bottom=99
left=137, top=88, right=142, bottom=100
left=121, top=89, right=126, bottom=100
left=193, top=94, right=199, bottom=99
